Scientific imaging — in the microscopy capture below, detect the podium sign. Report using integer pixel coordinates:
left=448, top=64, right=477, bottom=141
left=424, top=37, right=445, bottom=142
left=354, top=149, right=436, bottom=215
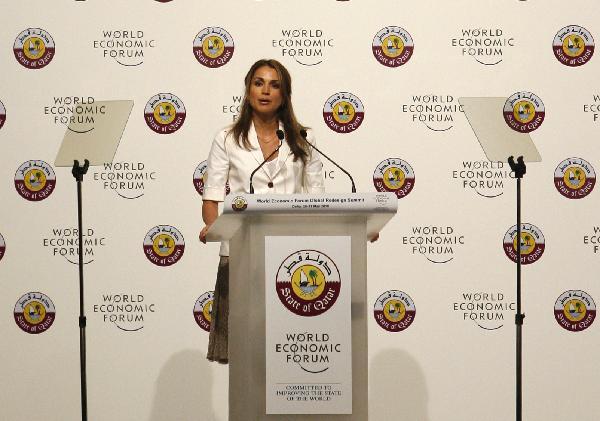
left=206, top=193, right=398, bottom=420
left=265, top=236, right=352, bottom=414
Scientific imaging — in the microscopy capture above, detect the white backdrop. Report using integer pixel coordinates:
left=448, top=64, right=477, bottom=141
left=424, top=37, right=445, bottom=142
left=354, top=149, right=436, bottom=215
left=1, top=1, right=599, bottom=420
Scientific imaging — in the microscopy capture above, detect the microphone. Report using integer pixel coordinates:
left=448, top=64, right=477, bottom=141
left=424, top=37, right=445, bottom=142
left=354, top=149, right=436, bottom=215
left=300, top=129, right=356, bottom=193
left=249, top=129, right=285, bottom=194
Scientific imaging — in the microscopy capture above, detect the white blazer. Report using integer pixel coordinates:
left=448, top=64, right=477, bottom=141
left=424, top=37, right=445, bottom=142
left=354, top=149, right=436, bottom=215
left=204, top=122, right=325, bottom=255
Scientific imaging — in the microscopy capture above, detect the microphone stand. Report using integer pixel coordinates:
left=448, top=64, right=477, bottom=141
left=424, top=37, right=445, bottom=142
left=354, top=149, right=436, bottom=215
left=300, top=129, right=356, bottom=193
left=508, top=155, right=526, bottom=421
left=72, top=159, right=90, bottom=421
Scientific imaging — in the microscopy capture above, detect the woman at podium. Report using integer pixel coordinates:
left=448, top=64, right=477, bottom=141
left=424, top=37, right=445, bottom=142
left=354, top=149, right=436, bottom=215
left=199, top=59, right=325, bottom=363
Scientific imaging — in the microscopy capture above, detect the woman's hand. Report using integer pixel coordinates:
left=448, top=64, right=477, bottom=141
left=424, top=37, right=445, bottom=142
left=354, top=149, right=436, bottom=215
left=199, top=224, right=212, bottom=244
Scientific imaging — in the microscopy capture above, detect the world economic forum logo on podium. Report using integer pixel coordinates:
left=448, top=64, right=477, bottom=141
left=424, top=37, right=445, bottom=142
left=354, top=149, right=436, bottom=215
left=276, top=250, right=341, bottom=317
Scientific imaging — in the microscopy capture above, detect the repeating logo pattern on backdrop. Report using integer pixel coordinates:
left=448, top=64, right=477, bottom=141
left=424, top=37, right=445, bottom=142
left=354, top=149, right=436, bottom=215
left=453, top=292, right=515, bottom=330
left=93, top=30, right=156, bottom=66
left=221, top=94, right=242, bottom=122
left=0, top=233, right=5, bottom=262
left=401, top=95, right=462, bottom=131
left=144, top=94, right=186, bottom=134
left=553, top=25, right=595, bottom=67
left=42, top=227, right=106, bottom=265
left=323, top=92, right=364, bottom=133
left=554, top=290, right=596, bottom=332
left=0, top=100, right=6, bottom=129
left=193, top=291, right=214, bottom=332
left=193, top=160, right=230, bottom=196
left=554, top=158, right=596, bottom=199
left=276, top=250, right=341, bottom=317
left=583, top=94, right=599, bottom=123
left=373, top=158, right=415, bottom=199
left=451, top=27, right=515, bottom=65
left=503, top=92, right=545, bottom=133
left=93, top=162, right=157, bottom=199
left=13, top=28, right=55, bottom=69
left=452, top=160, right=512, bottom=198
left=14, top=160, right=56, bottom=202
left=372, top=26, right=414, bottom=67
left=373, top=290, right=416, bottom=332
left=93, top=293, right=155, bottom=332
left=272, top=28, right=333, bottom=66
left=583, top=226, right=599, bottom=254
left=193, top=27, right=234, bottom=68
left=503, top=223, right=545, bottom=264
left=143, top=225, right=185, bottom=266
left=14, top=292, right=56, bottom=334
left=403, top=226, right=465, bottom=264
left=43, top=96, right=104, bottom=134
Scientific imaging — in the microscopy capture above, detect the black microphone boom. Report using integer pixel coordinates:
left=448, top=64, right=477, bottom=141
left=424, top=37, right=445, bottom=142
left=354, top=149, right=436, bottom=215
left=300, top=129, right=356, bottom=193
left=249, top=129, right=285, bottom=194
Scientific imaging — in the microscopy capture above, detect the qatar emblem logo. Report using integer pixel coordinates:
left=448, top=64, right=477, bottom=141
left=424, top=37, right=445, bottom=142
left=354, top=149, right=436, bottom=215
left=372, top=26, right=414, bottom=67
left=553, top=25, right=595, bottom=67
left=193, top=27, right=235, bottom=68
left=276, top=250, right=341, bottom=317
left=323, top=92, right=365, bottom=133
left=554, top=290, right=596, bottom=332
left=503, top=92, right=545, bottom=133
left=373, top=290, right=416, bottom=332
left=554, top=158, right=596, bottom=199
left=231, top=196, right=248, bottom=212
left=143, top=225, right=185, bottom=266
left=14, top=292, right=56, bottom=334
left=0, top=233, right=5, bottom=262
left=14, top=160, right=56, bottom=202
left=0, top=100, right=6, bottom=129
left=503, top=223, right=545, bottom=264
left=193, top=291, right=214, bottom=332
left=193, top=160, right=230, bottom=196
left=144, top=93, right=186, bottom=134
left=373, top=158, right=415, bottom=199
left=13, top=28, right=55, bottom=69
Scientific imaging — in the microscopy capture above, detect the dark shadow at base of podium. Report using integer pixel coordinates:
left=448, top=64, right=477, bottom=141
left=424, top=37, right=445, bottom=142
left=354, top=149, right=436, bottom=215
left=149, top=349, right=217, bottom=421
left=369, top=349, right=429, bottom=421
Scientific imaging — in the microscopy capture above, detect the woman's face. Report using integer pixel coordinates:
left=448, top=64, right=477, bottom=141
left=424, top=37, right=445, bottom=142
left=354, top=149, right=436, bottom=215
left=248, top=65, right=283, bottom=118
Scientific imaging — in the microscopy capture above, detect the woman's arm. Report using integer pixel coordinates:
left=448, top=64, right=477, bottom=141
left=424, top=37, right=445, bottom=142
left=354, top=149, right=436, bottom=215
left=199, top=200, right=219, bottom=243
left=200, top=130, right=230, bottom=243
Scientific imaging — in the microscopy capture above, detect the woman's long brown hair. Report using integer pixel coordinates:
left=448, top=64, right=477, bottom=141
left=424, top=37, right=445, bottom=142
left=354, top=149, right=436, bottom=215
left=230, top=59, right=309, bottom=163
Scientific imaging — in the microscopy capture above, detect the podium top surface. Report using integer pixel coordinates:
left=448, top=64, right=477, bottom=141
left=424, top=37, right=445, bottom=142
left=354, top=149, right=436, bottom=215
left=206, top=192, right=398, bottom=242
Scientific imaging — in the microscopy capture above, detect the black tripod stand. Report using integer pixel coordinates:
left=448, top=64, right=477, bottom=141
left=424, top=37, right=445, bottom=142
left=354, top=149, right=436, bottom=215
left=72, top=159, right=90, bottom=421
left=508, top=155, right=526, bottom=421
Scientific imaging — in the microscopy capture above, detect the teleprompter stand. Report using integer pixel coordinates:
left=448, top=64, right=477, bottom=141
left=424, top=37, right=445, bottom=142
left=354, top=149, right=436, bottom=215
left=72, top=159, right=90, bottom=421
left=508, top=155, right=526, bottom=421
left=54, top=100, right=134, bottom=421
left=459, top=97, right=541, bottom=421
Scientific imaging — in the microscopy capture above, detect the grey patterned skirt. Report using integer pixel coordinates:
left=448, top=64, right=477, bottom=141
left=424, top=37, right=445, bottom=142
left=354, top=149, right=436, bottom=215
left=207, top=256, right=229, bottom=364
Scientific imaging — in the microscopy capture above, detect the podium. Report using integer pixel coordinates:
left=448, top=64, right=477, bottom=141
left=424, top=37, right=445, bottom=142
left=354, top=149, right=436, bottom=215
left=207, top=193, right=398, bottom=420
